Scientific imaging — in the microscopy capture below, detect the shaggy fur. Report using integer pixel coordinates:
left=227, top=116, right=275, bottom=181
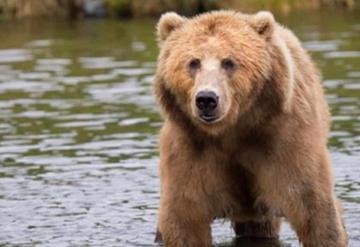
left=153, top=10, right=348, bottom=247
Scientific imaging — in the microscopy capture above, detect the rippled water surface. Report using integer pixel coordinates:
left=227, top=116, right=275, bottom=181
left=0, top=10, right=359, bottom=247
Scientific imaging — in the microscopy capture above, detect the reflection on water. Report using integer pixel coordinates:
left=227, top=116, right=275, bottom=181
left=0, top=10, right=359, bottom=247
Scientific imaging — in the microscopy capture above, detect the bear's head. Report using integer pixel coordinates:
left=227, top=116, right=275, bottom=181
left=154, top=11, right=294, bottom=136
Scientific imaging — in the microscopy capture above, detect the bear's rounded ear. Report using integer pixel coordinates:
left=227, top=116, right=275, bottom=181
left=157, top=12, right=186, bottom=43
left=249, top=11, right=275, bottom=38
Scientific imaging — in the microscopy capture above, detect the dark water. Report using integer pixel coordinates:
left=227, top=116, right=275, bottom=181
left=0, top=9, right=359, bottom=247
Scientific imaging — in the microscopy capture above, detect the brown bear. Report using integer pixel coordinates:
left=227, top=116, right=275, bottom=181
left=153, top=10, right=348, bottom=247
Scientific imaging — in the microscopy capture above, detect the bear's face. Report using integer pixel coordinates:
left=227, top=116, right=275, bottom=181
left=155, top=11, right=276, bottom=135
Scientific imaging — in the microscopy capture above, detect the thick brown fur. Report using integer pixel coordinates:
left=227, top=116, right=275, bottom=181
left=153, top=10, right=348, bottom=247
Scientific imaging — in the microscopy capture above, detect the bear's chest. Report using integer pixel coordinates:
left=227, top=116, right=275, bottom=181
left=193, top=133, right=276, bottom=218
left=199, top=154, right=260, bottom=218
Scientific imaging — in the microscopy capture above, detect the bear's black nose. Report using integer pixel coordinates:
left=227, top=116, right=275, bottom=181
left=196, top=91, right=218, bottom=111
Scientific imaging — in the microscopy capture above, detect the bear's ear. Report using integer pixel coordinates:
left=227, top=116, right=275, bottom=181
left=249, top=11, right=275, bottom=38
left=157, top=12, right=186, bottom=43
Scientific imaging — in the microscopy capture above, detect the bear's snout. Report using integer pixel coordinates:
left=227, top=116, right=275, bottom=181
left=195, top=90, right=219, bottom=122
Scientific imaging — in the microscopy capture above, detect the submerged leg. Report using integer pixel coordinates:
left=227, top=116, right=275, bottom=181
left=233, top=217, right=281, bottom=239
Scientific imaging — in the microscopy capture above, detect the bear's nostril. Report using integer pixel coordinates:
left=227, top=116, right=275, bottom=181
left=196, top=91, right=218, bottom=111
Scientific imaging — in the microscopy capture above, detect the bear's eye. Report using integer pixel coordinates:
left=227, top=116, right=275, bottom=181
left=188, top=58, right=201, bottom=73
left=221, top=58, right=235, bottom=71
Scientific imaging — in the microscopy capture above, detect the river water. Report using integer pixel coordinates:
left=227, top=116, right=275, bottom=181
left=0, top=9, right=359, bottom=247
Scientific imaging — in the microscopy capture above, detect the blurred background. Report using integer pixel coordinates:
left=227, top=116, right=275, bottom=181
left=0, top=0, right=357, bottom=18
left=0, top=0, right=359, bottom=246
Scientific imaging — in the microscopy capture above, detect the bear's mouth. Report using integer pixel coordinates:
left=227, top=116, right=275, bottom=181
left=199, top=114, right=218, bottom=123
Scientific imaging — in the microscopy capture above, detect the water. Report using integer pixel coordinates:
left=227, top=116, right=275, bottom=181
left=0, top=9, right=359, bottom=247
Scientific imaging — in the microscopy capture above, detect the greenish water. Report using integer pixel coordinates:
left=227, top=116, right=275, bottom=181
left=0, top=10, right=359, bottom=247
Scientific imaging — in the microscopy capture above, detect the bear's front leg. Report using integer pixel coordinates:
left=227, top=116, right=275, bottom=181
left=257, top=152, right=348, bottom=247
left=155, top=123, right=214, bottom=246
left=157, top=194, right=212, bottom=247
left=284, top=194, right=347, bottom=247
